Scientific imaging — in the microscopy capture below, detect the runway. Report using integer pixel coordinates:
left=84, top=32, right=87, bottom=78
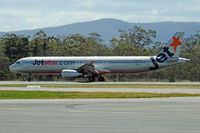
left=1, top=87, right=200, bottom=94
left=1, top=81, right=200, bottom=94
left=0, top=82, right=199, bottom=132
left=0, top=97, right=200, bottom=133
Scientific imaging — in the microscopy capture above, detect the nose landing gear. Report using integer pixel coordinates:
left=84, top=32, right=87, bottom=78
left=27, top=73, right=32, bottom=82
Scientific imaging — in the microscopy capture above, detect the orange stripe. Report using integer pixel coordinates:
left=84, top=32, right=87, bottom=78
left=33, top=72, right=61, bottom=75
left=98, top=71, right=149, bottom=74
left=33, top=71, right=149, bottom=75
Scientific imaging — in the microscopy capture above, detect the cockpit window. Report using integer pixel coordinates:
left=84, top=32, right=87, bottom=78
left=16, top=61, right=20, bottom=64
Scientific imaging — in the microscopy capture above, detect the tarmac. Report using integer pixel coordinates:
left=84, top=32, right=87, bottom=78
left=0, top=87, right=200, bottom=94
left=0, top=97, right=200, bottom=133
left=0, top=81, right=200, bottom=133
left=0, top=81, right=200, bottom=94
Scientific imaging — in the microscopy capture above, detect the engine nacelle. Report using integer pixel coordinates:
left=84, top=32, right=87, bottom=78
left=61, top=69, right=82, bottom=78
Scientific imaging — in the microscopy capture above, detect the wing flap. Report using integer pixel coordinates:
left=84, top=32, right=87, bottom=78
left=76, top=61, right=99, bottom=76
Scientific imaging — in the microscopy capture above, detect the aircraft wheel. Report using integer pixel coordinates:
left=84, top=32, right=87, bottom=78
left=98, top=76, right=105, bottom=82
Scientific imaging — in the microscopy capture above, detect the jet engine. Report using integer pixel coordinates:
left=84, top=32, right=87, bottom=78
left=61, top=69, right=82, bottom=78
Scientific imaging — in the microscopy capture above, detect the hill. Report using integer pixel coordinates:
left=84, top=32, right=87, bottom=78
left=0, top=18, right=200, bottom=42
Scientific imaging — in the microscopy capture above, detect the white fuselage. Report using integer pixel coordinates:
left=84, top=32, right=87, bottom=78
left=9, top=56, right=187, bottom=75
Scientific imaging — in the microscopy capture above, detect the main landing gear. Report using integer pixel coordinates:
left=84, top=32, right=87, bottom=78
left=88, top=76, right=105, bottom=82
left=98, top=76, right=105, bottom=82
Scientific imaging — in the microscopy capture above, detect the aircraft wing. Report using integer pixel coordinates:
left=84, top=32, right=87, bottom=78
left=76, top=61, right=99, bottom=76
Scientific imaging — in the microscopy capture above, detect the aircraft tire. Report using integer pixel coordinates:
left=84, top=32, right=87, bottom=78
left=98, top=76, right=105, bottom=82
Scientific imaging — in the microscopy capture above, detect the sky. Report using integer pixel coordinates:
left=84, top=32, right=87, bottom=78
left=0, top=0, right=200, bottom=31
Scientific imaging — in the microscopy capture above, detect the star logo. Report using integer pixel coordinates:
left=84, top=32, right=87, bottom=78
left=89, top=61, right=94, bottom=65
left=169, top=36, right=182, bottom=53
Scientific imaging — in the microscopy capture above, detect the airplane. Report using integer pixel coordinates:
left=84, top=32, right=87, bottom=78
left=9, top=32, right=190, bottom=82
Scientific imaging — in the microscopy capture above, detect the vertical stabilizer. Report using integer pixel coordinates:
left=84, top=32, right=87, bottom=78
left=159, top=32, right=184, bottom=57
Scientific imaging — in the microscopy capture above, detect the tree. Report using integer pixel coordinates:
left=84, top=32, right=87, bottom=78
left=0, top=56, right=15, bottom=80
left=110, top=25, right=156, bottom=56
left=29, top=30, right=48, bottom=56
left=1, top=34, right=29, bottom=62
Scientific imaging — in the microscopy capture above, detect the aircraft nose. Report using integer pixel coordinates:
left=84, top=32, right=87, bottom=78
left=9, top=64, right=15, bottom=72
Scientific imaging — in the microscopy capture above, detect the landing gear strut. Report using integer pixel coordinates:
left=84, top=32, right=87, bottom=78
left=27, top=73, right=32, bottom=82
left=88, top=77, right=95, bottom=82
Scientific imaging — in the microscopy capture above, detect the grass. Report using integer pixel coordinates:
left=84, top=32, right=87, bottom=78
left=0, top=84, right=200, bottom=89
left=0, top=90, right=199, bottom=99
